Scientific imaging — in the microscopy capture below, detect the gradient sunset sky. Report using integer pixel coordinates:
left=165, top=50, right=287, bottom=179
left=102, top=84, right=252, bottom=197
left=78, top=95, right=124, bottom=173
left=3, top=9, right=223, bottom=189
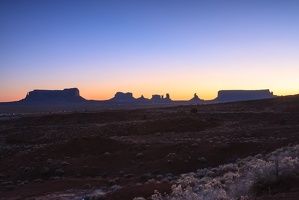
left=1, top=0, right=298, bottom=102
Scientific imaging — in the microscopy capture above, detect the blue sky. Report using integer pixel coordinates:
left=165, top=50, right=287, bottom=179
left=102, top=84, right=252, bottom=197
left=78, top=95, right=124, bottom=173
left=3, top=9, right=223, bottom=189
left=1, top=0, right=298, bottom=101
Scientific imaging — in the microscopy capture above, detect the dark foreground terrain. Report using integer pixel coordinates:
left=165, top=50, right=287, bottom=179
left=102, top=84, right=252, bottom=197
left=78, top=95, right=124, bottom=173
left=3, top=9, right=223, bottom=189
left=1, top=95, right=299, bottom=199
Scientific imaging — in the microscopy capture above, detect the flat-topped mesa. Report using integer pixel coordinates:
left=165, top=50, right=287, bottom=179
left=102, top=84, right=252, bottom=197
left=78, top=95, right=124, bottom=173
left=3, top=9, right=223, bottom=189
left=108, top=92, right=173, bottom=104
left=21, top=88, right=86, bottom=103
left=214, top=89, right=275, bottom=103
left=109, top=92, right=136, bottom=103
left=151, top=93, right=172, bottom=103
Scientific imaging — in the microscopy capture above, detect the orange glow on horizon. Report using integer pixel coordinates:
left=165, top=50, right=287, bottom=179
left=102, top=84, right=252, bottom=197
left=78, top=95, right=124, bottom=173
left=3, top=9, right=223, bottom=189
left=74, top=88, right=299, bottom=102
left=0, top=87, right=299, bottom=103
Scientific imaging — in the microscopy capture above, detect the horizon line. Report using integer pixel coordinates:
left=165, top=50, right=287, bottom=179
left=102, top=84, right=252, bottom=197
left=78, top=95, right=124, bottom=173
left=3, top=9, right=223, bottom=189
left=0, top=87, right=282, bottom=103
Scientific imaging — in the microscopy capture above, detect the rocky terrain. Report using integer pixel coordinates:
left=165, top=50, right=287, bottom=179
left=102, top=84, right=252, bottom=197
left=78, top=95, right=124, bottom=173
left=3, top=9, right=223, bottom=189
left=0, top=94, right=299, bottom=199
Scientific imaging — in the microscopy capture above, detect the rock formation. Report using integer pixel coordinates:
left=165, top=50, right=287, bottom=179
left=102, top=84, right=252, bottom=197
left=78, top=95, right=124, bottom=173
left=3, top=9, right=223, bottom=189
left=109, top=92, right=135, bottom=102
left=108, top=92, right=173, bottom=104
left=21, top=88, right=86, bottom=103
left=16, top=88, right=276, bottom=106
left=189, top=93, right=204, bottom=103
left=213, top=89, right=275, bottom=103
left=165, top=93, right=171, bottom=101
left=151, top=95, right=162, bottom=102
left=151, top=94, right=172, bottom=103
left=136, top=95, right=150, bottom=103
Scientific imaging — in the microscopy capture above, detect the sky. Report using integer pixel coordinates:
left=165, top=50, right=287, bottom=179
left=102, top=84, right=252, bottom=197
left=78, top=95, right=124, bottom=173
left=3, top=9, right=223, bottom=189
left=1, top=0, right=299, bottom=102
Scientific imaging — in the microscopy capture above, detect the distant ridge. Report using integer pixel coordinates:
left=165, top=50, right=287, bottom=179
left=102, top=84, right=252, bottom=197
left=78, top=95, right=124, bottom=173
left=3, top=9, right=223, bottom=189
left=0, top=88, right=284, bottom=113
left=5, top=88, right=276, bottom=105
left=20, top=88, right=86, bottom=103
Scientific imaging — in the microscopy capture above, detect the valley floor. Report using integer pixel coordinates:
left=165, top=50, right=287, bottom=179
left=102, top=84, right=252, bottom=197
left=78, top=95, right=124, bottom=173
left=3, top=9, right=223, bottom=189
left=0, top=95, right=299, bottom=199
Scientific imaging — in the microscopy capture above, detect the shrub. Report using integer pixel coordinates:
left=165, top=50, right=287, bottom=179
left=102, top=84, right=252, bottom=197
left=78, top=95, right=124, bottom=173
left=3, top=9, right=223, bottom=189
left=150, top=145, right=299, bottom=200
left=190, top=108, right=198, bottom=114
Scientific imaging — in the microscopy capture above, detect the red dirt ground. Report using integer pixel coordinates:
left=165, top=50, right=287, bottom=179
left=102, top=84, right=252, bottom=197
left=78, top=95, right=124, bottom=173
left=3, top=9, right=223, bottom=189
left=1, top=95, right=299, bottom=199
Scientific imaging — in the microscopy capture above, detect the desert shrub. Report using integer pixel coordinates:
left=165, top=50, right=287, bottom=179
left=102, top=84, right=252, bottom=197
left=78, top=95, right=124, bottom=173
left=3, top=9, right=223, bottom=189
left=191, top=108, right=198, bottom=114
left=133, top=197, right=146, bottom=200
left=150, top=144, right=299, bottom=200
left=80, top=189, right=106, bottom=200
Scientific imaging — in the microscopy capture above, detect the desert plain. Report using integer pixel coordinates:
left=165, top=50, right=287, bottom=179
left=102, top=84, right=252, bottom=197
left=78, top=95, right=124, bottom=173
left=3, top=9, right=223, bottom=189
left=1, top=95, right=299, bottom=199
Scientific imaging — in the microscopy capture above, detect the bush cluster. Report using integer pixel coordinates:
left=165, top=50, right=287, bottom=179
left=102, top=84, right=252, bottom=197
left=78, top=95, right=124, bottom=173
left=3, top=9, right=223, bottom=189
left=150, top=145, right=299, bottom=200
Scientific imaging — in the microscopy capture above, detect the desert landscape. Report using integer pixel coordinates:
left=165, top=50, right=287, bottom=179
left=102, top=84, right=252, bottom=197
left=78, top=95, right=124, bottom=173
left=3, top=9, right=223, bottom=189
left=1, top=94, right=299, bottom=199
left=2, top=1, right=299, bottom=199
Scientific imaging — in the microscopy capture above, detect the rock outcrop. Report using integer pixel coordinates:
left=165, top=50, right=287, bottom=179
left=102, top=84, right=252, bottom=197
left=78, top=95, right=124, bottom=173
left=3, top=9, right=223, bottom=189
left=213, top=89, right=275, bottom=103
left=109, top=92, right=135, bottom=103
left=151, top=93, right=172, bottom=103
left=136, top=95, right=150, bottom=103
left=21, top=88, right=86, bottom=103
left=109, top=92, right=172, bottom=104
left=189, top=93, right=204, bottom=103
